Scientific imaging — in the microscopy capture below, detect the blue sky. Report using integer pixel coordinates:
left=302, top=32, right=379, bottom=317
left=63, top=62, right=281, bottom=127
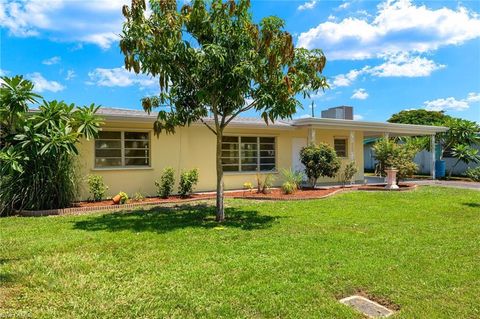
left=1, top=0, right=479, bottom=123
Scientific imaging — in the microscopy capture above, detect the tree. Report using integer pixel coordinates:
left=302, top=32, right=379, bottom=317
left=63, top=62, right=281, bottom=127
left=300, top=143, right=340, bottom=187
left=120, top=0, right=328, bottom=221
left=388, top=110, right=480, bottom=162
left=448, top=144, right=480, bottom=178
left=388, top=109, right=450, bottom=126
left=0, top=76, right=102, bottom=215
left=0, top=75, right=41, bottom=146
left=439, top=118, right=480, bottom=158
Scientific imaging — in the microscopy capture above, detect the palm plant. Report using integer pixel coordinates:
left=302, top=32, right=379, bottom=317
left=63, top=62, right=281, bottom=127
left=448, top=144, right=480, bottom=178
left=0, top=76, right=102, bottom=215
left=0, top=75, right=41, bottom=146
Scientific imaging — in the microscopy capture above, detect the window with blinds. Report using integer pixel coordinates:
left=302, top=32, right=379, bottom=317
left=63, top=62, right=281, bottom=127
left=334, top=138, right=348, bottom=157
left=95, top=131, right=150, bottom=168
left=221, top=136, right=276, bottom=172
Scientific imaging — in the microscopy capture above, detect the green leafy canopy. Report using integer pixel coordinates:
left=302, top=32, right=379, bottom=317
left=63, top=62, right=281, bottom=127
left=120, top=0, right=328, bottom=135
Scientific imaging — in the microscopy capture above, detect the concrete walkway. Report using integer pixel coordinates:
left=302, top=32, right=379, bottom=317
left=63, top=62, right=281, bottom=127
left=365, top=176, right=480, bottom=190
left=413, top=180, right=480, bottom=190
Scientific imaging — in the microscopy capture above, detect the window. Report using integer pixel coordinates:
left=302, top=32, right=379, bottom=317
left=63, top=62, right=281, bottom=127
left=95, top=131, right=150, bottom=168
left=334, top=138, right=347, bottom=157
left=221, top=136, right=276, bottom=172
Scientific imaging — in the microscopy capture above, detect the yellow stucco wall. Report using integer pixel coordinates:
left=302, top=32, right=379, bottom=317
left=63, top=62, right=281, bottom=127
left=76, top=121, right=364, bottom=200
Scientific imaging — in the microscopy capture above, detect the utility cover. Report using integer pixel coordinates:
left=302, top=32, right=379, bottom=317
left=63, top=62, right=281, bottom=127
left=339, top=295, right=394, bottom=318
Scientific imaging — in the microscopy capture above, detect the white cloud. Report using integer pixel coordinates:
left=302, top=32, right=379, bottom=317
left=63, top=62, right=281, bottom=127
left=351, top=88, right=368, bottom=100
left=368, top=53, right=445, bottom=77
left=28, top=72, right=65, bottom=92
left=332, top=69, right=364, bottom=87
left=330, top=53, right=444, bottom=88
left=88, top=67, right=156, bottom=88
left=424, top=92, right=480, bottom=111
left=65, top=70, right=76, bottom=80
left=298, top=0, right=480, bottom=60
left=353, top=114, right=364, bottom=120
left=42, top=56, right=61, bottom=65
left=0, top=0, right=128, bottom=49
left=338, top=2, right=351, bottom=10
left=298, top=1, right=317, bottom=11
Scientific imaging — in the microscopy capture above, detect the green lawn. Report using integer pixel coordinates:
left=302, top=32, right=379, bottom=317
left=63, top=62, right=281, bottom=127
left=1, top=187, right=479, bottom=318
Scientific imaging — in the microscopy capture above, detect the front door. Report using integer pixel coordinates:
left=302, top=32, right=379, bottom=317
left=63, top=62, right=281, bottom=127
left=292, top=138, right=307, bottom=173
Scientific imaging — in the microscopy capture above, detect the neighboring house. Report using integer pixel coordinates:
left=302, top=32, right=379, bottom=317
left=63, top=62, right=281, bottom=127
left=76, top=108, right=447, bottom=199
left=364, top=138, right=480, bottom=176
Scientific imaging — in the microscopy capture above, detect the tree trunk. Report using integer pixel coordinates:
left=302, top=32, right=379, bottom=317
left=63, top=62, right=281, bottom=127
left=448, top=159, right=460, bottom=179
left=215, top=129, right=225, bottom=222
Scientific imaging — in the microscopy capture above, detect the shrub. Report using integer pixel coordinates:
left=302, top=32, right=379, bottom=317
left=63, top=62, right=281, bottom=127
left=243, top=182, right=253, bottom=191
left=280, top=168, right=303, bottom=191
left=261, top=174, right=275, bottom=194
left=339, top=161, right=358, bottom=187
left=0, top=76, right=102, bottom=215
left=372, top=138, right=419, bottom=181
left=300, top=143, right=341, bottom=187
left=179, top=168, right=199, bottom=197
left=155, top=167, right=175, bottom=198
left=256, top=173, right=275, bottom=194
left=87, top=174, right=108, bottom=202
left=118, top=192, right=129, bottom=204
left=133, top=192, right=145, bottom=202
left=466, top=167, right=480, bottom=182
left=282, top=181, right=295, bottom=194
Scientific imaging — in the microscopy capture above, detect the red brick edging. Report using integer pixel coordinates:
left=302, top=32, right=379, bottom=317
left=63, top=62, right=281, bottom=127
left=18, top=184, right=417, bottom=217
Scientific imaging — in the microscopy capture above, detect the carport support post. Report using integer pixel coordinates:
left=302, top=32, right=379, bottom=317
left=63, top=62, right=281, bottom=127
left=349, top=131, right=355, bottom=161
left=430, top=134, right=436, bottom=180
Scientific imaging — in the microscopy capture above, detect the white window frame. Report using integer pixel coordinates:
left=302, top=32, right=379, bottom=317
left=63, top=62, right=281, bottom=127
left=221, top=135, right=277, bottom=173
left=94, top=130, right=151, bottom=169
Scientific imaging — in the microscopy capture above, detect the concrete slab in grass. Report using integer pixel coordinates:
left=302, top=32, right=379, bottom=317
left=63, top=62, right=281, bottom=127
left=339, top=295, right=394, bottom=318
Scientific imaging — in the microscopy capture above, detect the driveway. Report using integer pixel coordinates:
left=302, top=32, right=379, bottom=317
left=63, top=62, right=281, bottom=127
left=413, top=180, right=480, bottom=190
left=365, top=176, right=480, bottom=190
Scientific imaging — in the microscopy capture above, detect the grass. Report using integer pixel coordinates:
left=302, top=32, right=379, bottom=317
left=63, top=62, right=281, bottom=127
left=1, top=186, right=479, bottom=318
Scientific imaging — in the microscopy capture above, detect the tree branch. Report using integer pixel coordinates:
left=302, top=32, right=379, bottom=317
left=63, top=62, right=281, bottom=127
left=224, top=100, right=258, bottom=127
left=200, top=118, right=217, bottom=135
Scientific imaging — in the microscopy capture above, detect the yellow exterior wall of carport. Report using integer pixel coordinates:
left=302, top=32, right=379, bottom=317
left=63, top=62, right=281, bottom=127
left=76, top=120, right=364, bottom=200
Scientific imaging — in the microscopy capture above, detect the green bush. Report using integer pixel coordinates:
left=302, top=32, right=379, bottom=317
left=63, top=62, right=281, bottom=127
left=256, top=173, right=275, bottom=194
left=133, top=192, right=145, bottom=202
left=300, top=143, right=341, bottom=187
left=280, top=168, right=303, bottom=191
left=155, top=167, right=175, bottom=198
left=87, top=175, right=108, bottom=202
left=0, top=76, right=102, bottom=215
left=281, top=181, right=295, bottom=194
left=118, top=192, right=129, bottom=204
left=466, top=167, right=480, bottom=182
left=179, top=168, right=199, bottom=197
left=339, top=161, right=358, bottom=187
left=372, top=138, right=419, bottom=181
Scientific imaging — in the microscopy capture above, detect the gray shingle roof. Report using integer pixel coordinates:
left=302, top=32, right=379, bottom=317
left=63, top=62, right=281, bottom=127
left=97, top=107, right=293, bottom=128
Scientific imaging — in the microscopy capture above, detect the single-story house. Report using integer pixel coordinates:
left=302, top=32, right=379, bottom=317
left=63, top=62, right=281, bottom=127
left=76, top=108, right=448, bottom=199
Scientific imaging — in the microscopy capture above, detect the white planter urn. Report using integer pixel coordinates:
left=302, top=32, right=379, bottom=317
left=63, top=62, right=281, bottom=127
left=385, top=168, right=399, bottom=190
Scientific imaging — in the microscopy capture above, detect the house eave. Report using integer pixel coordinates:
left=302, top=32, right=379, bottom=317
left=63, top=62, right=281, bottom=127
left=292, top=117, right=449, bottom=136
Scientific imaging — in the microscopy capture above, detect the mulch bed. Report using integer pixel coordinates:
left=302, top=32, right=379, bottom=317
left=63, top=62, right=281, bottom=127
left=17, top=184, right=417, bottom=217
left=236, top=187, right=345, bottom=200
